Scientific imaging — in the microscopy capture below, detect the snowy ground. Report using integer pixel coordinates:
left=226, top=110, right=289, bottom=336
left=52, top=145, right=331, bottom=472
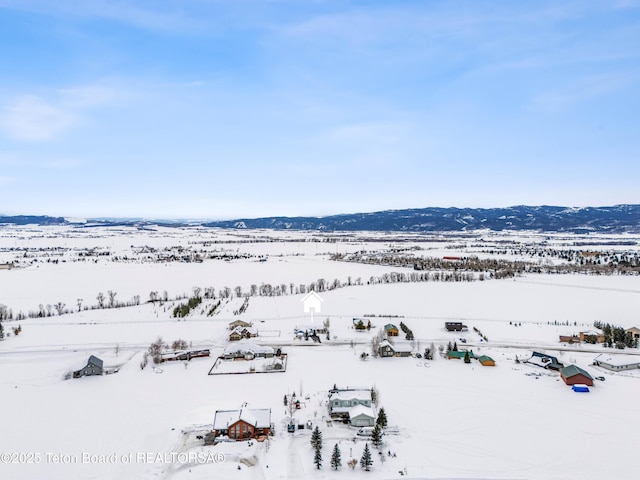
left=1, top=227, right=639, bottom=479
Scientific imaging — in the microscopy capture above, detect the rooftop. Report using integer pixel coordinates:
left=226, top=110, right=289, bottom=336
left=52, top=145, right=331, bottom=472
left=213, top=408, right=271, bottom=430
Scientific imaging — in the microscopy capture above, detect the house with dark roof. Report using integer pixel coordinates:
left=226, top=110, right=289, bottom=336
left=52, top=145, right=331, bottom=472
left=73, top=355, right=103, bottom=378
left=445, top=322, right=468, bottom=332
left=378, top=340, right=412, bottom=357
left=560, top=365, right=594, bottom=386
left=212, top=408, right=272, bottom=440
left=526, top=352, right=564, bottom=371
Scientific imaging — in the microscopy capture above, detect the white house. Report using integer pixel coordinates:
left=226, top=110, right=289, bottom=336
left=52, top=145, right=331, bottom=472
left=328, top=388, right=376, bottom=426
left=593, top=353, right=640, bottom=371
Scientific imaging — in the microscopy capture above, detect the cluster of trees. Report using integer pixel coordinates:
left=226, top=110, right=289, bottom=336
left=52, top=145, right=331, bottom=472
left=473, top=326, right=488, bottom=342
left=424, top=342, right=436, bottom=360
left=172, top=294, right=202, bottom=318
left=478, top=245, right=640, bottom=272
left=355, top=319, right=372, bottom=331
left=310, top=427, right=374, bottom=472
left=593, top=321, right=638, bottom=348
left=141, top=336, right=190, bottom=367
left=0, top=304, right=12, bottom=322
left=335, top=249, right=640, bottom=278
left=399, top=322, right=414, bottom=341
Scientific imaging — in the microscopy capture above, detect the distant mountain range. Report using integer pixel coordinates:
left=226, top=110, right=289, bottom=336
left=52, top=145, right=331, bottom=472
left=2, top=205, right=640, bottom=233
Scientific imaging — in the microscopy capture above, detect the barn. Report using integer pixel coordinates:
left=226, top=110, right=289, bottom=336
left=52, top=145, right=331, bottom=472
left=560, top=365, right=594, bottom=386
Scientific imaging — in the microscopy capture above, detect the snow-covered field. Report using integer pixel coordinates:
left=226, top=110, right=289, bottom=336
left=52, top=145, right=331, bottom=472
left=1, top=226, right=639, bottom=480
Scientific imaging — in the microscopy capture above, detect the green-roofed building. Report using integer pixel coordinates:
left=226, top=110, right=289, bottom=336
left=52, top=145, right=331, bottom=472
left=560, top=365, right=594, bottom=386
left=478, top=355, right=495, bottom=366
left=447, top=350, right=475, bottom=360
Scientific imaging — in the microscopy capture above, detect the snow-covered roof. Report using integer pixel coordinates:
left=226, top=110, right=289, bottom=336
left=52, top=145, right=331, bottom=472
left=348, top=404, right=375, bottom=419
left=213, top=408, right=271, bottom=430
left=330, top=389, right=371, bottom=402
left=594, top=353, right=640, bottom=367
left=378, top=339, right=412, bottom=352
left=223, top=342, right=274, bottom=355
left=391, top=342, right=413, bottom=352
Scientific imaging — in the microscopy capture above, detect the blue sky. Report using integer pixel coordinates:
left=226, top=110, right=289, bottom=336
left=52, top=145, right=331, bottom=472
left=1, top=0, right=639, bottom=219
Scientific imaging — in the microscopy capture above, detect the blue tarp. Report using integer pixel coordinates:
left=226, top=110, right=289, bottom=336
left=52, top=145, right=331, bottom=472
left=572, top=385, right=590, bottom=392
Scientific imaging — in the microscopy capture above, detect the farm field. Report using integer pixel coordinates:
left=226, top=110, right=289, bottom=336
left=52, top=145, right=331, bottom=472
left=1, top=226, right=639, bottom=480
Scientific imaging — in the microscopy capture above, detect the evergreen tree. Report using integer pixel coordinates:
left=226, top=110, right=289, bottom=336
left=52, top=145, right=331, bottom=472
left=0, top=320, right=4, bottom=339
left=314, top=446, right=323, bottom=469
left=330, top=443, right=342, bottom=470
left=453, top=341, right=458, bottom=352
left=360, top=443, right=373, bottom=471
left=311, top=426, right=323, bottom=469
left=464, top=351, right=471, bottom=363
left=376, top=407, right=388, bottom=428
left=371, top=423, right=383, bottom=448
left=310, top=425, right=323, bottom=450
left=446, top=341, right=452, bottom=353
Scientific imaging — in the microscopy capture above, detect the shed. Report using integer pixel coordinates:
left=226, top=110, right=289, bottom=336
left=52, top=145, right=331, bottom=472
left=478, top=355, right=495, bottom=366
left=560, top=365, right=594, bottom=386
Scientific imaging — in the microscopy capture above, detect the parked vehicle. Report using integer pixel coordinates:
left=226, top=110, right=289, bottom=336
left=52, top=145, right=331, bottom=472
left=356, top=427, right=374, bottom=437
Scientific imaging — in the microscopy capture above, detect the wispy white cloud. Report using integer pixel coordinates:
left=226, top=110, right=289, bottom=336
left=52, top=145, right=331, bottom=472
left=0, top=95, right=76, bottom=141
left=0, top=83, right=123, bottom=141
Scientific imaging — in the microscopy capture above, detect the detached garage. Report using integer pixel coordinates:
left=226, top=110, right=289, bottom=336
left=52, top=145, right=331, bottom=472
left=349, top=405, right=376, bottom=427
left=560, top=365, right=594, bottom=387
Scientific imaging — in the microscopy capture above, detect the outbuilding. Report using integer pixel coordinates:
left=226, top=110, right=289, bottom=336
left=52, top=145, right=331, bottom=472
left=560, top=365, right=594, bottom=386
left=478, top=355, right=495, bottom=366
left=384, top=324, right=399, bottom=337
left=348, top=404, right=376, bottom=427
